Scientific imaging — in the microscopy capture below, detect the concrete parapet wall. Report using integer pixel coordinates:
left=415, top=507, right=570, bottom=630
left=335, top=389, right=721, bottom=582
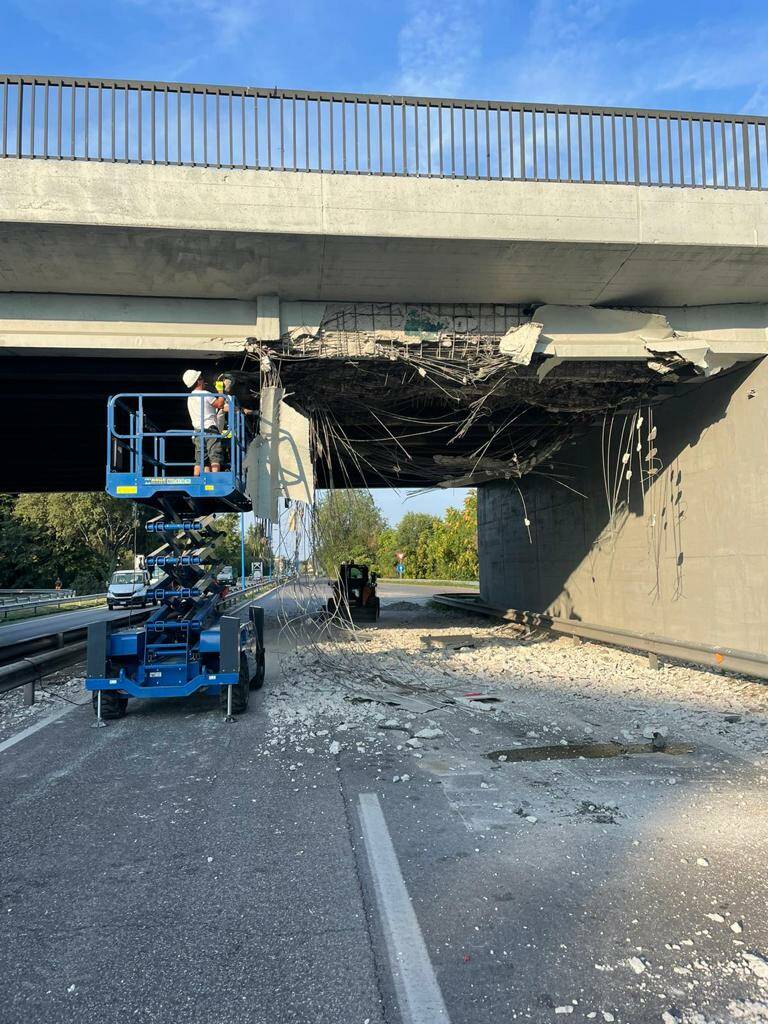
left=478, top=358, right=768, bottom=655
left=3, top=159, right=768, bottom=247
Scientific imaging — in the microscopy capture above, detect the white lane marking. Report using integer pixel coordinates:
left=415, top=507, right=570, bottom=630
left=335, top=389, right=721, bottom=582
left=358, top=792, right=451, bottom=1023
left=0, top=701, right=79, bottom=755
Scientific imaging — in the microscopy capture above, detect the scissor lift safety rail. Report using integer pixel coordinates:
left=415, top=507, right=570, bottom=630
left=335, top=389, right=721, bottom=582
left=87, top=393, right=264, bottom=724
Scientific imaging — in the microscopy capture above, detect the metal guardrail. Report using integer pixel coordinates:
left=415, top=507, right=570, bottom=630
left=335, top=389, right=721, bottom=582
left=0, top=607, right=154, bottom=701
left=432, top=593, right=768, bottom=682
left=217, top=576, right=287, bottom=611
left=379, top=577, right=479, bottom=586
left=0, top=592, right=106, bottom=620
left=0, top=588, right=75, bottom=604
left=1, top=74, right=766, bottom=190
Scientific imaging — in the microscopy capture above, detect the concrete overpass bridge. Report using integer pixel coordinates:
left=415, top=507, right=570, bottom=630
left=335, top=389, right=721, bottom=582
left=1, top=74, right=767, bottom=656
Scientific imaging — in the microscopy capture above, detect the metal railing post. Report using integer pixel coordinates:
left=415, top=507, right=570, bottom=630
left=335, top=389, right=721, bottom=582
left=743, top=122, right=752, bottom=190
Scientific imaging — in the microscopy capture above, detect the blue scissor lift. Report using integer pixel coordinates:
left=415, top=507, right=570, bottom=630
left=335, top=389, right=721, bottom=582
left=86, top=393, right=265, bottom=724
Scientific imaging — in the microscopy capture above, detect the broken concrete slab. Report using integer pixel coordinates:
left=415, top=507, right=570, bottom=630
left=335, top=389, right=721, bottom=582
left=528, top=303, right=767, bottom=378
left=498, top=320, right=542, bottom=364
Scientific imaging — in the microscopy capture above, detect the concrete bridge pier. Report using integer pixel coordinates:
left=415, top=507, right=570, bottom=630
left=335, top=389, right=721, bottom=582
left=477, top=356, right=768, bottom=656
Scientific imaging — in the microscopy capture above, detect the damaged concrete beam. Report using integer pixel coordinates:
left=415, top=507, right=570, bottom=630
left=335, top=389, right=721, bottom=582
left=514, top=304, right=768, bottom=378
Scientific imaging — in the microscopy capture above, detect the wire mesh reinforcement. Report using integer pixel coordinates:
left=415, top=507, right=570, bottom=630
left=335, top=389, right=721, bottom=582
left=1, top=74, right=766, bottom=190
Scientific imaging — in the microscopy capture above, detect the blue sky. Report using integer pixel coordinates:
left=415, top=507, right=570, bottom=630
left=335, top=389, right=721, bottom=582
left=3, top=0, right=768, bottom=523
left=3, top=0, right=768, bottom=115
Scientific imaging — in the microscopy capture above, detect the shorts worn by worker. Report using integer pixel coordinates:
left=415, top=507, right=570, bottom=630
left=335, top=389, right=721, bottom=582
left=193, top=427, right=224, bottom=468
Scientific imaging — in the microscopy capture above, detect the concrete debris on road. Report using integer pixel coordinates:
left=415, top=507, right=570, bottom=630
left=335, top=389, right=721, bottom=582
left=414, top=727, right=444, bottom=739
left=743, top=953, right=768, bottom=980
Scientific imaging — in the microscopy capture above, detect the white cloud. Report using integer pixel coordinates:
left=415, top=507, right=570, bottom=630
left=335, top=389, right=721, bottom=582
left=496, top=0, right=768, bottom=112
left=396, top=0, right=484, bottom=97
left=127, top=0, right=260, bottom=54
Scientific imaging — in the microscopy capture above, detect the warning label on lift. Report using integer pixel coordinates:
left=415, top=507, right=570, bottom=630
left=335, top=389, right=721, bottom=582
left=143, top=477, right=193, bottom=485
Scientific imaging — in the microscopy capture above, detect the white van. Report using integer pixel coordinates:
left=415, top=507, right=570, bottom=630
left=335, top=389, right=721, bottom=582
left=107, top=569, right=155, bottom=610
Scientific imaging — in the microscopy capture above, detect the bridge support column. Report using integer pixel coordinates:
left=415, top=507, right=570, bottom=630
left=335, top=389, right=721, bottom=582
left=478, top=357, right=768, bottom=656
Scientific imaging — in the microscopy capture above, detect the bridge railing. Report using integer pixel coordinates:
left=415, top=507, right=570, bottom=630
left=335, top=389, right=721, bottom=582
left=2, top=74, right=767, bottom=190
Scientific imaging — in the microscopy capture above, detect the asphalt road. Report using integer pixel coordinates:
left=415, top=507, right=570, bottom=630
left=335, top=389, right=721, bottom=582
left=2, top=592, right=765, bottom=1023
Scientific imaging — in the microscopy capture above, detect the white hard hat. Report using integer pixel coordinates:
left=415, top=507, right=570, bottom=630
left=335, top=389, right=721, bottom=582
left=182, top=369, right=202, bottom=388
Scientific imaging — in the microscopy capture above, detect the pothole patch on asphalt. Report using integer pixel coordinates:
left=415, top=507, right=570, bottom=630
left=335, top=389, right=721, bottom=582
left=486, top=740, right=694, bottom=762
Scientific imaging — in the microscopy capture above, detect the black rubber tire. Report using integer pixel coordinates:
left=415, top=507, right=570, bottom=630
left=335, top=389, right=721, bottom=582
left=250, top=645, right=266, bottom=690
left=91, top=690, right=128, bottom=719
left=107, top=603, right=114, bottom=611
left=140, top=599, right=147, bottom=608
left=219, top=656, right=250, bottom=714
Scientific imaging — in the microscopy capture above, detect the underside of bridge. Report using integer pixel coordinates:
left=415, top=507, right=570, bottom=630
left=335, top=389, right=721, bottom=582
left=2, top=355, right=667, bottom=491
left=3, top=303, right=711, bottom=493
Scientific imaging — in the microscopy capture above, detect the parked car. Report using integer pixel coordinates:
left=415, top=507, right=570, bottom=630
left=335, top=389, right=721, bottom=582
left=107, top=570, right=155, bottom=610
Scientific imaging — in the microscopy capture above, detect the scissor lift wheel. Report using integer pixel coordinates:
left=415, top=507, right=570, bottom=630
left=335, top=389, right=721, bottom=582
left=250, top=645, right=266, bottom=690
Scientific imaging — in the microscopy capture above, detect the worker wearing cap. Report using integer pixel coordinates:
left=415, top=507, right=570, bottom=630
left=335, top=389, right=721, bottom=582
left=183, top=370, right=226, bottom=475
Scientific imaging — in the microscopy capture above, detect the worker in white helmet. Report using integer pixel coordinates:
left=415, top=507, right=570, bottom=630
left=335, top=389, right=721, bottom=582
left=182, top=369, right=226, bottom=475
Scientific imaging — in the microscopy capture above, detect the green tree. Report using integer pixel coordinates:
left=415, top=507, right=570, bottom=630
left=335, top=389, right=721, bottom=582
left=0, top=494, right=59, bottom=588
left=415, top=492, right=478, bottom=580
left=395, top=511, right=441, bottom=578
left=14, top=492, right=145, bottom=591
left=314, top=490, right=387, bottom=574
left=376, top=526, right=398, bottom=576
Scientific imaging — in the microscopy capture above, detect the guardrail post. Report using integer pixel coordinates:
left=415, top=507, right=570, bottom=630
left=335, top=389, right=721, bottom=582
left=23, top=679, right=35, bottom=706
